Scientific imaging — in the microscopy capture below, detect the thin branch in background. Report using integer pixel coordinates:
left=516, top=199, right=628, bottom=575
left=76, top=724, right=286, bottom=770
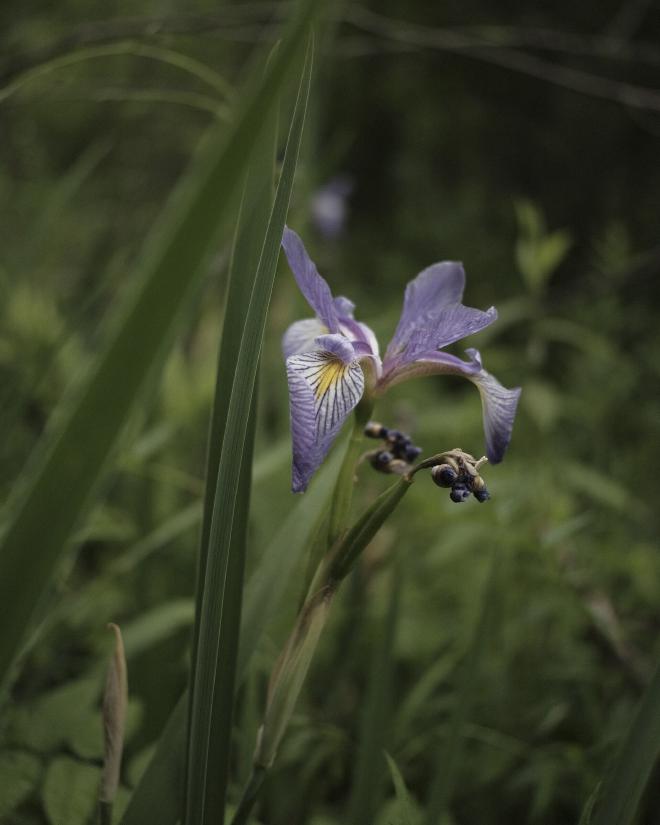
left=605, top=0, right=654, bottom=41
left=443, top=24, right=660, bottom=66
left=345, top=7, right=660, bottom=114
left=9, top=86, right=233, bottom=119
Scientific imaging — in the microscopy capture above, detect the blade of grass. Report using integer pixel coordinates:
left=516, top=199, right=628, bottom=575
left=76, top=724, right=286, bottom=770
left=424, top=548, right=498, bottom=825
left=184, top=41, right=276, bottom=815
left=0, top=0, right=320, bottom=693
left=348, top=565, right=401, bottom=825
left=384, top=751, right=416, bottom=825
left=0, top=41, right=234, bottom=104
left=588, top=657, right=660, bottom=825
left=120, top=449, right=342, bottom=825
left=184, top=31, right=314, bottom=825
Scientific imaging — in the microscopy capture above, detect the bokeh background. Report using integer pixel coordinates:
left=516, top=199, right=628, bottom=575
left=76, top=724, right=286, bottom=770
left=1, top=2, right=659, bottom=823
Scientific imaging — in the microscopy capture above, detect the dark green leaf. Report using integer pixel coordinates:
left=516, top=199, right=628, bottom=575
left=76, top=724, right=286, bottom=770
left=0, top=0, right=319, bottom=692
left=185, top=30, right=315, bottom=825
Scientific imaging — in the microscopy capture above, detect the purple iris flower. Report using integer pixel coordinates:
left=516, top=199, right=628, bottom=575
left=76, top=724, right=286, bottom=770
left=281, top=227, right=521, bottom=493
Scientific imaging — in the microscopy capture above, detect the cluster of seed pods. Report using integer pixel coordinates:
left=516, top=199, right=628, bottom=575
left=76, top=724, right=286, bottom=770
left=364, top=422, right=490, bottom=504
left=429, top=450, right=490, bottom=503
left=363, top=421, right=422, bottom=475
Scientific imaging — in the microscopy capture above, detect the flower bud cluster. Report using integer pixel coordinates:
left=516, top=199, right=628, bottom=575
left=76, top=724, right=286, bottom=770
left=429, top=450, right=490, bottom=504
left=364, top=421, right=422, bottom=475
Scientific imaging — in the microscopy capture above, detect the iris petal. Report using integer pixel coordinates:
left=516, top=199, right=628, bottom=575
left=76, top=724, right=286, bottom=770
left=386, top=261, right=466, bottom=358
left=379, top=348, right=520, bottom=464
left=282, top=227, right=340, bottom=332
left=286, top=342, right=364, bottom=492
left=282, top=318, right=329, bottom=359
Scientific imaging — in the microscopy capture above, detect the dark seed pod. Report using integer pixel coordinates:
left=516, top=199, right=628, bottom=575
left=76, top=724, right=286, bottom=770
left=364, top=421, right=388, bottom=439
left=457, top=472, right=474, bottom=491
left=450, top=483, right=471, bottom=503
left=403, top=443, right=422, bottom=462
left=474, top=487, right=490, bottom=503
left=431, top=464, right=457, bottom=488
left=370, top=450, right=394, bottom=472
left=386, top=429, right=408, bottom=445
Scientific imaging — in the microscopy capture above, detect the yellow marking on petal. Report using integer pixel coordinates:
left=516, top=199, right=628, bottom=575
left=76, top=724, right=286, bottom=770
left=315, top=360, right=346, bottom=400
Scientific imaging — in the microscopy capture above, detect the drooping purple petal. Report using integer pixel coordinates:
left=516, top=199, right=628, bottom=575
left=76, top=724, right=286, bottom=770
left=379, top=347, right=520, bottom=464
left=386, top=262, right=466, bottom=357
left=282, top=227, right=340, bottom=332
left=286, top=337, right=365, bottom=492
left=282, top=318, right=329, bottom=359
left=470, top=368, right=521, bottom=463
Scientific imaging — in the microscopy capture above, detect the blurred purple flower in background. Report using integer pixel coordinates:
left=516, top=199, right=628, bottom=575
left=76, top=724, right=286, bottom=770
left=281, top=227, right=521, bottom=492
left=310, top=175, right=353, bottom=239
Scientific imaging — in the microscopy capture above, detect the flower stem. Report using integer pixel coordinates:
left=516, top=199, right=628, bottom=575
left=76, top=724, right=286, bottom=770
left=327, top=399, right=373, bottom=546
left=234, top=473, right=413, bottom=820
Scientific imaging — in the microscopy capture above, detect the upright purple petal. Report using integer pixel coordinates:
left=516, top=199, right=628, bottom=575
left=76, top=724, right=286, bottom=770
left=282, top=227, right=340, bottom=332
left=334, top=296, right=356, bottom=319
left=386, top=262, right=466, bottom=357
left=378, top=348, right=520, bottom=464
left=405, top=304, right=497, bottom=355
left=286, top=336, right=364, bottom=492
left=384, top=300, right=497, bottom=370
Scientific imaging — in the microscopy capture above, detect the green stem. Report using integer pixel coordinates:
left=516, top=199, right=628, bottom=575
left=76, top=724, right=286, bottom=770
left=230, top=766, right=267, bottom=825
left=327, top=400, right=374, bottom=545
left=233, top=473, right=414, bottom=818
left=326, top=476, right=412, bottom=583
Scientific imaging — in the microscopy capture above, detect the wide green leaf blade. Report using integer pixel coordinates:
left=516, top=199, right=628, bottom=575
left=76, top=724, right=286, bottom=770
left=184, top=44, right=277, bottom=821
left=184, top=32, right=314, bottom=825
left=0, top=0, right=320, bottom=691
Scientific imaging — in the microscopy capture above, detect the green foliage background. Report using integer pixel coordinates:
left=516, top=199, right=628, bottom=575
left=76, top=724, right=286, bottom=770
left=1, top=1, right=659, bottom=823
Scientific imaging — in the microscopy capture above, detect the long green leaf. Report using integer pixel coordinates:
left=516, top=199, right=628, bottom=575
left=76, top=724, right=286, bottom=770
left=384, top=751, right=417, bottom=825
left=120, top=695, right=188, bottom=825
left=184, top=32, right=314, bottom=825
left=0, top=0, right=320, bottom=692
left=120, top=449, right=343, bottom=825
left=184, top=44, right=277, bottom=821
left=588, top=657, right=660, bottom=825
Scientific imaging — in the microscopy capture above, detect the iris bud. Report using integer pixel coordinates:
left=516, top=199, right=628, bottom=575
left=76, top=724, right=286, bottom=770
left=364, top=421, right=388, bottom=439
left=450, top=483, right=471, bottom=503
left=431, top=464, right=457, bottom=488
